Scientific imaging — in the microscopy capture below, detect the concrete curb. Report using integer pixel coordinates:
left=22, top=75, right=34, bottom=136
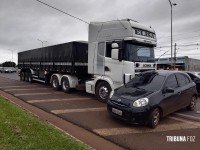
left=174, top=113, right=200, bottom=122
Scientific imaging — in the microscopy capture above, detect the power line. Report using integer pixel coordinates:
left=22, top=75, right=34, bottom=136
left=157, top=28, right=200, bottom=39
left=35, top=0, right=89, bottom=24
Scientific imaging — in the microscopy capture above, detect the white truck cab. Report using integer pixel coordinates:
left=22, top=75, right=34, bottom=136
left=86, top=19, right=157, bottom=102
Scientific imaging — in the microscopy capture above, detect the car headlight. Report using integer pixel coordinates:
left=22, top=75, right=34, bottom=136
left=133, top=98, right=149, bottom=107
left=109, top=90, right=114, bottom=98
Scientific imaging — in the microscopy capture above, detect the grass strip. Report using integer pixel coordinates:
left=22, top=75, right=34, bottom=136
left=0, top=96, right=89, bottom=150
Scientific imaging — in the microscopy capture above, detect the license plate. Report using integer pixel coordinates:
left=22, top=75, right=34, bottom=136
left=112, top=108, right=122, bottom=116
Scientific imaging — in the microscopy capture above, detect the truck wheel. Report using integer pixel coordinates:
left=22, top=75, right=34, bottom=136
left=95, top=81, right=111, bottom=103
left=51, top=75, right=60, bottom=91
left=25, top=72, right=29, bottom=82
left=61, top=77, right=71, bottom=93
left=187, top=96, right=197, bottom=111
left=148, top=108, right=161, bottom=128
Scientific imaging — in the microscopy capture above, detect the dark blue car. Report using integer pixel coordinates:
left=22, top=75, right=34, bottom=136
left=107, top=70, right=197, bottom=128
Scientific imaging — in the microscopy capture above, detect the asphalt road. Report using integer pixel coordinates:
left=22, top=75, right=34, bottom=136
left=0, top=73, right=200, bottom=150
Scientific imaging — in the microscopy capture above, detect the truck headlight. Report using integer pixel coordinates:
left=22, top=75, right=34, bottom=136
left=109, top=90, right=114, bottom=98
left=133, top=98, right=149, bottom=107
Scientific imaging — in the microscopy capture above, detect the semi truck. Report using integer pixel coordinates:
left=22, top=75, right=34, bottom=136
left=18, top=19, right=157, bottom=102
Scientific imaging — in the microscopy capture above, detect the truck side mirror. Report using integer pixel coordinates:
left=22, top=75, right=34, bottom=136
left=111, top=43, right=119, bottom=60
left=111, top=43, right=119, bottom=49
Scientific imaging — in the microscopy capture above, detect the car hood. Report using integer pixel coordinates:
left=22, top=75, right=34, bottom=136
left=111, top=86, right=153, bottom=107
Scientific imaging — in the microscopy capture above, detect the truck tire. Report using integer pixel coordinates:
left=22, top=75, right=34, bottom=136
left=95, top=81, right=111, bottom=103
left=51, top=75, right=60, bottom=91
left=61, top=77, right=71, bottom=93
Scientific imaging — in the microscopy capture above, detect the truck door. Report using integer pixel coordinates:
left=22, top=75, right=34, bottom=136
left=104, top=42, right=123, bottom=88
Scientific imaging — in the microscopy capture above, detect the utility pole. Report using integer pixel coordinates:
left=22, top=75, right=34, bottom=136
left=174, top=43, right=177, bottom=70
left=168, top=0, right=177, bottom=70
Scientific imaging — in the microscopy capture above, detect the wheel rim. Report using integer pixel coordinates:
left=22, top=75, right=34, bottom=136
left=153, top=109, right=160, bottom=126
left=99, top=86, right=109, bottom=100
left=62, top=80, right=68, bottom=90
left=190, top=97, right=197, bottom=109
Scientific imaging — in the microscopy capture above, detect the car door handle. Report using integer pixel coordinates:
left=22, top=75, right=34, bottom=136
left=177, top=92, right=181, bottom=95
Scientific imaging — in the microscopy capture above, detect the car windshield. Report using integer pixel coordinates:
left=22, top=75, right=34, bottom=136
left=124, top=43, right=155, bottom=62
left=126, top=73, right=165, bottom=92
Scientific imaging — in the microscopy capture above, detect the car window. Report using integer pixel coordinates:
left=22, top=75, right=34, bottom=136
left=176, top=74, right=187, bottom=87
left=165, top=74, right=178, bottom=89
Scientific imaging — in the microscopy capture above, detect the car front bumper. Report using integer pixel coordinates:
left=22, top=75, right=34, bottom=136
left=107, top=100, right=151, bottom=124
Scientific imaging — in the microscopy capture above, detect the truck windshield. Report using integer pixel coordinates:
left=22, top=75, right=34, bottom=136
left=124, top=43, right=155, bottom=62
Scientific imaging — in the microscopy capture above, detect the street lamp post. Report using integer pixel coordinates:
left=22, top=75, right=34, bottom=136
left=168, top=0, right=176, bottom=70
left=37, top=39, right=47, bottom=47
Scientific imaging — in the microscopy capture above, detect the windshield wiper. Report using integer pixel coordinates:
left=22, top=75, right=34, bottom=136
left=135, top=87, right=146, bottom=91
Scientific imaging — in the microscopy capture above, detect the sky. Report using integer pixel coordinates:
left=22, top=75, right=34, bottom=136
left=0, top=0, right=200, bottom=64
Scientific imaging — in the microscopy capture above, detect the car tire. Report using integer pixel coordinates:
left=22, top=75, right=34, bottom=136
left=20, top=72, right=25, bottom=81
left=51, top=75, right=60, bottom=91
left=187, top=96, right=197, bottom=111
left=25, top=72, right=29, bottom=82
left=148, top=108, right=161, bottom=128
left=95, top=81, right=111, bottom=103
left=28, top=73, right=33, bottom=83
left=61, top=77, right=71, bottom=93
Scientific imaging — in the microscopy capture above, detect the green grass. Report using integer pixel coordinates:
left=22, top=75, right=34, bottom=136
left=0, top=97, right=89, bottom=150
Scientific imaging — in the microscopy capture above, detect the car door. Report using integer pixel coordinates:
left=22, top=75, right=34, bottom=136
left=175, top=73, right=191, bottom=109
left=188, top=73, right=200, bottom=94
left=160, top=74, right=179, bottom=115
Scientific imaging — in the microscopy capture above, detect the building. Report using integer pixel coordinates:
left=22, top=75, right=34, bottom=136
left=156, top=56, right=200, bottom=71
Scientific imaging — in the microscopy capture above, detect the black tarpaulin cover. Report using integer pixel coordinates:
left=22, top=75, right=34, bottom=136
left=18, top=41, right=88, bottom=63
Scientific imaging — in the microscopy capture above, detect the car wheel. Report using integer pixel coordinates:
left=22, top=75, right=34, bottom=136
left=148, top=108, right=161, bottom=128
left=20, top=72, right=25, bottom=81
left=61, top=77, right=71, bottom=93
left=95, top=81, right=111, bottom=103
left=25, top=72, right=29, bottom=82
left=28, top=73, right=33, bottom=83
left=187, top=96, right=197, bottom=111
left=51, top=75, right=60, bottom=91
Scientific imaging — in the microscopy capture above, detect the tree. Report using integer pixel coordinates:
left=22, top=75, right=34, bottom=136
left=2, top=61, right=16, bottom=67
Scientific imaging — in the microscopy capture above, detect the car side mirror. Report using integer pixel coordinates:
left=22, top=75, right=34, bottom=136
left=163, top=87, right=174, bottom=93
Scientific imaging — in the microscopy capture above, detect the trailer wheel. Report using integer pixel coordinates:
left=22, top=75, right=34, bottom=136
left=95, top=81, right=111, bottom=103
left=61, top=77, right=71, bottom=93
left=51, top=75, right=60, bottom=91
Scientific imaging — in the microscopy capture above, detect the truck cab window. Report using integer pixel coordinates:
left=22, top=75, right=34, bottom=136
left=106, top=43, right=112, bottom=58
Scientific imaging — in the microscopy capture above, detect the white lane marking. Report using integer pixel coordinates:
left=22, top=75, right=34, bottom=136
left=169, top=116, right=200, bottom=127
left=27, top=97, right=92, bottom=103
left=93, top=116, right=200, bottom=136
left=4, top=88, right=49, bottom=91
left=51, top=107, right=106, bottom=114
left=14, top=93, right=52, bottom=96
